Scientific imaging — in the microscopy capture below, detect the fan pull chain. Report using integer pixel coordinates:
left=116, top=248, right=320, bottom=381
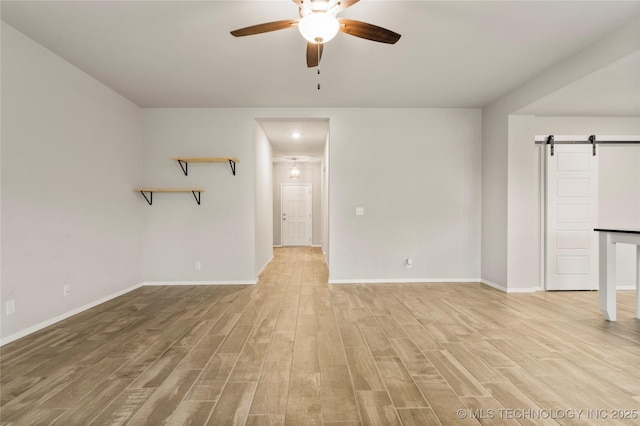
left=317, top=44, right=321, bottom=90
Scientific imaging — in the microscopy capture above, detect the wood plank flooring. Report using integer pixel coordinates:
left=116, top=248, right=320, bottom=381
left=2, top=247, right=639, bottom=425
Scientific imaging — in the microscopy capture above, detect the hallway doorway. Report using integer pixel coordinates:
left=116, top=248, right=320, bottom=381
left=256, top=118, right=330, bottom=263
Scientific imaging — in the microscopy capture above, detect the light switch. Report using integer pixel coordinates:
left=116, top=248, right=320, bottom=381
left=356, top=207, right=364, bottom=216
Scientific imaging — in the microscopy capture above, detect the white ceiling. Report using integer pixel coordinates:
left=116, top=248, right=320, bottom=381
left=257, top=118, right=329, bottom=162
left=2, top=0, right=638, bottom=110
left=518, top=50, right=640, bottom=117
left=2, top=1, right=638, bottom=159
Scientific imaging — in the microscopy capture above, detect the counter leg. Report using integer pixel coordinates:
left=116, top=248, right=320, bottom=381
left=598, top=232, right=616, bottom=321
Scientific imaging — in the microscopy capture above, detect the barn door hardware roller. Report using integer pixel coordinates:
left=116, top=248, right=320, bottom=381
left=536, top=135, right=640, bottom=156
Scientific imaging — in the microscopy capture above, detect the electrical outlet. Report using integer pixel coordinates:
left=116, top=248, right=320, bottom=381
left=6, top=300, right=15, bottom=316
left=195, top=261, right=202, bottom=271
left=356, top=207, right=364, bottom=215
left=63, top=285, right=71, bottom=296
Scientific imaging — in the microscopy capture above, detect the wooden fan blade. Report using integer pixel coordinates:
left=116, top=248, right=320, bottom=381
left=334, top=0, right=360, bottom=13
left=230, top=20, right=298, bottom=37
left=338, top=18, right=401, bottom=44
left=306, top=42, right=324, bottom=68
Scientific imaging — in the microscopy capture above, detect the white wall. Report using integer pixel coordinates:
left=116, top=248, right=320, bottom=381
left=507, top=115, right=541, bottom=291
left=481, top=109, right=509, bottom=287
left=506, top=116, right=640, bottom=291
left=255, top=123, right=273, bottom=276
left=482, top=16, right=640, bottom=289
left=139, top=108, right=330, bottom=285
left=599, top=145, right=640, bottom=287
left=273, top=162, right=321, bottom=246
left=328, top=109, right=482, bottom=282
left=1, top=23, right=144, bottom=342
left=140, top=109, right=256, bottom=284
left=140, top=107, right=481, bottom=284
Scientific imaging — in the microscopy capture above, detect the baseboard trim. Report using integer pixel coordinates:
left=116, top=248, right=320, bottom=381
left=329, top=278, right=481, bottom=285
left=0, top=283, right=143, bottom=347
left=481, top=280, right=542, bottom=293
left=506, top=286, right=544, bottom=293
left=0, top=278, right=257, bottom=347
left=140, top=280, right=256, bottom=286
left=257, top=255, right=274, bottom=278
left=481, top=279, right=508, bottom=292
left=332, top=278, right=544, bottom=294
left=617, top=285, right=636, bottom=290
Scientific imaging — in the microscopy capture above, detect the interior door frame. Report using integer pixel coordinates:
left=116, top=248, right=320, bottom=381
left=280, top=183, right=312, bottom=247
left=540, top=145, right=547, bottom=290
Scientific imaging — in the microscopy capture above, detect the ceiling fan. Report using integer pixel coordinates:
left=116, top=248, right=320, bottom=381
left=230, top=0, right=401, bottom=68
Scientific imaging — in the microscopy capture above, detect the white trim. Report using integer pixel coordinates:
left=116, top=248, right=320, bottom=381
left=256, top=255, right=274, bottom=278
left=506, top=286, right=543, bottom=293
left=329, top=278, right=482, bottom=284
left=540, top=146, right=547, bottom=290
left=481, top=279, right=508, bottom=292
left=481, top=279, right=543, bottom=293
left=140, top=280, right=256, bottom=286
left=617, top=285, right=636, bottom=290
left=0, top=283, right=143, bottom=347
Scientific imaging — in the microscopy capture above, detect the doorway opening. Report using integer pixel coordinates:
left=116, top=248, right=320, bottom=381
left=255, top=117, right=330, bottom=262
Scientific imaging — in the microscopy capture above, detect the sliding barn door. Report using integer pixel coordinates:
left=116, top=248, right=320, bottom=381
left=546, top=145, right=598, bottom=290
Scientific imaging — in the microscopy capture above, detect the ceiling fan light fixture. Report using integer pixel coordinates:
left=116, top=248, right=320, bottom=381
left=298, top=13, right=339, bottom=44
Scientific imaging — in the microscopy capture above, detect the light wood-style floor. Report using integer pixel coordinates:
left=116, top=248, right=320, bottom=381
left=2, top=247, right=639, bottom=425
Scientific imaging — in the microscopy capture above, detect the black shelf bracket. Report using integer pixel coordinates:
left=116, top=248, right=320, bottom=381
left=140, top=191, right=153, bottom=206
left=178, top=160, right=189, bottom=176
left=547, top=135, right=555, bottom=156
left=229, top=159, right=236, bottom=175
left=137, top=190, right=202, bottom=205
left=192, top=190, right=201, bottom=205
left=589, top=134, right=596, bottom=156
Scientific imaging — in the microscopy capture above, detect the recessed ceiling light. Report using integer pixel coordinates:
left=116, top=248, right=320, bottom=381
left=292, top=132, right=301, bottom=139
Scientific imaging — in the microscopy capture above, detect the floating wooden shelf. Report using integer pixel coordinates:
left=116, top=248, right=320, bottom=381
left=134, top=188, right=204, bottom=205
left=172, top=157, right=239, bottom=176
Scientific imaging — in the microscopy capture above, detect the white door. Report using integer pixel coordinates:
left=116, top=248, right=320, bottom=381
left=546, top=145, right=598, bottom=290
left=282, top=184, right=312, bottom=246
